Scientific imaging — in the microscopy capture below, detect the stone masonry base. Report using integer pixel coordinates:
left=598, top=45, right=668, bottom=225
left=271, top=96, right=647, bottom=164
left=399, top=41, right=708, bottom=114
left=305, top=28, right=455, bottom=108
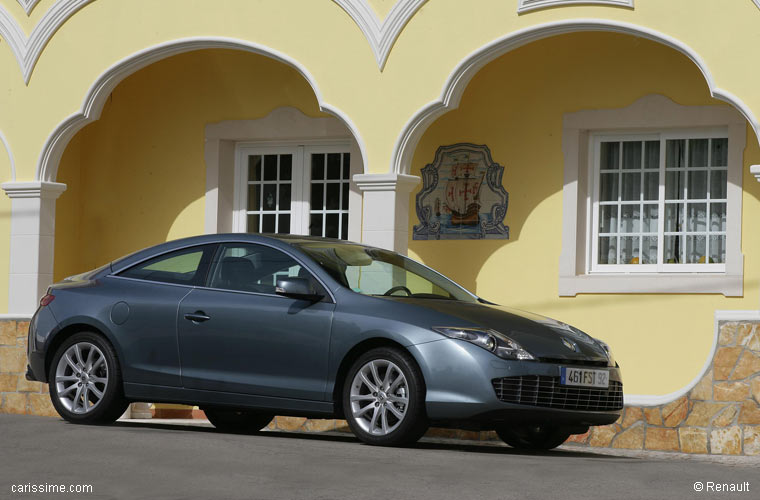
left=2, top=319, right=758, bottom=455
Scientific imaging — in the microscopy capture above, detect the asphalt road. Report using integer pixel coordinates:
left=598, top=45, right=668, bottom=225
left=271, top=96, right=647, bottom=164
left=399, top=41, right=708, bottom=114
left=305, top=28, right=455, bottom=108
left=0, top=414, right=756, bottom=500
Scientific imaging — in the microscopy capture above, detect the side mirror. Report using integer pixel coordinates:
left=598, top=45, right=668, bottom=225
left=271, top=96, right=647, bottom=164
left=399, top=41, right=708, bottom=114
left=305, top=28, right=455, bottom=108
left=276, top=277, right=323, bottom=302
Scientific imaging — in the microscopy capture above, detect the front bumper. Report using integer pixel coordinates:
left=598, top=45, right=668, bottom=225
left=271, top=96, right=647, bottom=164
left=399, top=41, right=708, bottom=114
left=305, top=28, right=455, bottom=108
left=409, top=338, right=623, bottom=427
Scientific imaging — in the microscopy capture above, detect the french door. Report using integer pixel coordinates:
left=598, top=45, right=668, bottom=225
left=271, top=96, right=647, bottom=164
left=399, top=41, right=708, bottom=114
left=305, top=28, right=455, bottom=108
left=234, top=144, right=352, bottom=238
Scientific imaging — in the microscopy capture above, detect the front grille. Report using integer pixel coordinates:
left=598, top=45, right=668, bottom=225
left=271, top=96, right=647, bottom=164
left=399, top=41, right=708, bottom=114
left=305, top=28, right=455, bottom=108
left=539, top=358, right=609, bottom=368
left=492, top=375, right=623, bottom=412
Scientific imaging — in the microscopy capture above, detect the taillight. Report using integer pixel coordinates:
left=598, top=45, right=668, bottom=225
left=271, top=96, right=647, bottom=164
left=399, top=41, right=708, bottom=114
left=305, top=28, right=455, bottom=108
left=40, top=293, right=54, bottom=307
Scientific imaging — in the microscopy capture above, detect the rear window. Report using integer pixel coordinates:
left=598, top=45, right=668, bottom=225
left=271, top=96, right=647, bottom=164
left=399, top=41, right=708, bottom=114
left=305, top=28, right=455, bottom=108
left=118, top=245, right=216, bottom=286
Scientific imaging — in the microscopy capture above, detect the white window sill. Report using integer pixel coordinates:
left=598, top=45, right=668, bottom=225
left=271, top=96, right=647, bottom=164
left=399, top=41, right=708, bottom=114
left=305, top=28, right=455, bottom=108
left=559, top=273, right=742, bottom=297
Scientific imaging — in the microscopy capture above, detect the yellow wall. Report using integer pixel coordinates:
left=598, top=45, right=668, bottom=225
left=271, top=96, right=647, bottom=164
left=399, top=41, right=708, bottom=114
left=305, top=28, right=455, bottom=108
left=408, top=32, right=760, bottom=396
left=55, top=49, right=326, bottom=278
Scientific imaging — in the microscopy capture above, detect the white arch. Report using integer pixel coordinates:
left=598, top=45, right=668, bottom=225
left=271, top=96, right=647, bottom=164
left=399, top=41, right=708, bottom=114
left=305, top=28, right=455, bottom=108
left=391, top=18, right=760, bottom=174
left=36, top=37, right=368, bottom=182
left=0, top=129, right=16, bottom=181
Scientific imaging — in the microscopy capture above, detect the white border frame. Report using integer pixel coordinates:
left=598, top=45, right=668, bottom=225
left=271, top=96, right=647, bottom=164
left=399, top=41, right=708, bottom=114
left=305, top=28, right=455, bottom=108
left=559, top=95, right=745, bottom=296
left=518, top=0, right=634, bottom=14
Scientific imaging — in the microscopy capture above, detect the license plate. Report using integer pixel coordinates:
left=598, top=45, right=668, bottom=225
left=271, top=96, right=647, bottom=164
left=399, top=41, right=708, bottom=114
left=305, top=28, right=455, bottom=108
left=560, top=367, right=609, bottom=388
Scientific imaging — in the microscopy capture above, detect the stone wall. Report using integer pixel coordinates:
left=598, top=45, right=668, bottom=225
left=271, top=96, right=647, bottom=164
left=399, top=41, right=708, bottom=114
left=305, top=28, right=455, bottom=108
left=0, top=320, right=57, bottom=417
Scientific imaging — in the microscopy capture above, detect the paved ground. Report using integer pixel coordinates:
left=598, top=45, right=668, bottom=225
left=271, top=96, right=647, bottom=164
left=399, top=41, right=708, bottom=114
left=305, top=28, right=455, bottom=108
left=0, top=414, right=756, bottom=500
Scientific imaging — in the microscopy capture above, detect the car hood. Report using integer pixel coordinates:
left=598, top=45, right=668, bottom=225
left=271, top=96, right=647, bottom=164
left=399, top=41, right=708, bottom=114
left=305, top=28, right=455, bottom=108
left=387, top=298, right=610, bottom=363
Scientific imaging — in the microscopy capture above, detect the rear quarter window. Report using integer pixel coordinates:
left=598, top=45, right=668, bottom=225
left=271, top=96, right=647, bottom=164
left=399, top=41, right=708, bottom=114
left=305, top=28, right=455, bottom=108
left=117, top=245, right=216, bottom=286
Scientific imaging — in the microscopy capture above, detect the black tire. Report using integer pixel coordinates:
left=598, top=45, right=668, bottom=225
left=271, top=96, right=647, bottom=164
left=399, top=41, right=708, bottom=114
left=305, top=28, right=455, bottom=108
left=495, top=423, right=572, bottom=450
left=342, top=347, right=428, bottom=446
left=48, top=331, right=129, bottom=424
left=202, top=408, right=273, bottom=434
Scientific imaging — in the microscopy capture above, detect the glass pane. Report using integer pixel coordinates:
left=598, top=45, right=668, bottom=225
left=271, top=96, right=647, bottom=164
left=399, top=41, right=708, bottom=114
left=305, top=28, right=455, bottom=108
left=341, top=213, right=348, bottom=240
left=664, top=203, right=683, bottom=232
left=598, top=236, right=616, bottom=264
left=622, top=141, right=641, bottom=170
left=278, top=214, right=290, bottom=234
left=311, top=183, right=324, bottom=210
left=642, top=204, right=658, bottom=233
left=666, top=139, right=685, bottom=169
left=688, top=171, right=707, bottom=199
left=342, top=153, right=351, bottom=180
left=710, top=203, right=726, bottom=232
left=709, top=235, right=726, bottom=263
left=644, top=141, right=660, bottom=169
left=262, top=214, right=276, bottom=233
left=620, top=236, right=640, bottom=264
left=600, top=142, right=619, bottom=170
left=262, top=184, right=276, bottom=211
left=664, top=235, right=682, bottom=264
left=711, top=138, right=728, bottom=166
left=325, top=213, right=340, bottom=238
left=599, top=173, right=618, bottom=201
left=665, top=171, right=685, bottom=200
left=598, top=205, right=616, bottom=233
left=309, top=214, right=323, bottom=236
left=342, top=183, right=349, bottom=210
left=311, top=154, right=325, bottom=180
left=327, top=153, right=341, bottom=180
left=686, top=203, right=707, bottom=232
left=710, top=170, right=727, bottom=199
left=247, top=184, right=260, bottom=211
left=689, top=139, right=708, bottom=168
left=326, top=183, right=340, bottom=210
left=620, top=173, right=641, bottom=201
left=619, top=205, right=639, bottom=233
left=685, top=235, right=706, bottom=264
left=279, top=184, right=291, bottom=211
left=280, top=154, right=292, bottom=181
left=643, top=172, right=658, bottom=200
left=642, top=236, right=657, bottom=264
left=264, top=155, right=277, bottom=181
left=247, top=214, right=259, bottom=233
left=248, top=155, right=262, bottom=181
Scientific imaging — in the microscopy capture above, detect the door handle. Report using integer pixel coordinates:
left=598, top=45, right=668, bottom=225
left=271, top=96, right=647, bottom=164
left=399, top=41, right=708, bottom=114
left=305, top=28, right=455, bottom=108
left=184, top=311, right=210, bottom=323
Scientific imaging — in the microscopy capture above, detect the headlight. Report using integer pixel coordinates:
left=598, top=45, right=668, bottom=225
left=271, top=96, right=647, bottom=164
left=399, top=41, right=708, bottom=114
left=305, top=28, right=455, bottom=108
left=432, top=327, right=535, bottom=361
left=597, top=340, right=616, bottom=366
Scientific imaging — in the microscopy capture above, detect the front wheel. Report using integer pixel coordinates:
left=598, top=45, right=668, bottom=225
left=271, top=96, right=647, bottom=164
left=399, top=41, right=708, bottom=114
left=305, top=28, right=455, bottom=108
left=343, top=347, right=428, bottom=446
left=202, top=408, right=273, bottom=434
left=495, top=424, right=572, bottom=450
left=48, top=332, right=129, bottom=424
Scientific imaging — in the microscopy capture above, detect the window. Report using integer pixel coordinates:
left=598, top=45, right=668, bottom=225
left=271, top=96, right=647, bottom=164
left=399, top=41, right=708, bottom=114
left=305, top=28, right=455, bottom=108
left=558, top=95, right=745, bottom=296
left=591, top=133, right=728, bottom=272
left=235, top=145, right=352, bottom=240
left=118, top=245, right=216, bottom=286
left=208, top=243, right=322, bottom=296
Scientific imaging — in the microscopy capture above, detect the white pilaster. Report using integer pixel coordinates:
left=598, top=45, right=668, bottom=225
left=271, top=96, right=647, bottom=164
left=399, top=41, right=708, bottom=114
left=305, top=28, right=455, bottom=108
left=353, top=173, right=419, bottom=254
left=1, top=181, right=66, bottom=314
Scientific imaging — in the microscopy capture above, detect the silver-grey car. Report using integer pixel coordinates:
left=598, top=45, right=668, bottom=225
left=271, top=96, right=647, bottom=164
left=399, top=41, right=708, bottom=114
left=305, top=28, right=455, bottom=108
left=26, top=234, right=622, bottom=449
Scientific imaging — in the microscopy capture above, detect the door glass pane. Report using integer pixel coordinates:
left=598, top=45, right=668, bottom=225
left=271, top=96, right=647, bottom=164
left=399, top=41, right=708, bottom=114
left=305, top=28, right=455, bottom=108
left=312, top=154, right=325, bottom=180
left=664, top=235, right=682, bottom=264
left=710, top=203, right=726, bottom=232
left=711, top=138, right=728, bottom=166
left=709, top=235, right=726, bottom=263
left=644, top=141, right=660, bottom=170
left=665, top=171, right=685, bottom=200
left=599, top=205, right=616, bottom=233
left=280, top=154, right=292, bottom=181
left=248, top=184, right=260, bottom=211
left=246, top=153, right=293, bottom=235
left=710, top=170, right=727, bottom=199
left=342, top=183, right=349, bottom=210
left=600, top=142, right=619, bottom=170
left=279, top=184, right=291, bottom=211
left=666, top=140, right=685, bottom=168
left=598, top=236, right=616, bottom=264
left=262, top=184, right=276, bottom=211
left=310, top=151, right=351, bottom=240
left=309, top=214, right=323, bottom=236
left=249, top=155, right=262, bottom=181
left=641, top=236, right=657, bottom=264
left=326, top=214, right=340, bottom=238
left=327, top=153, right=341, bottom=180
left=599, top=173, right=618, bottom=201
left=688, top=171, right=707, bottom=199
left=619, top=236, right=640, bottom=264
left=278, top=214, right=291, bottom=234
left=262, top=214, right=275, bottom=233
left=622, top=141, right=641, bottom=169
left=619, top=205, right=639, bottom=233
left=664, top=204, right=683, bottom=232
left=685, top=235, right=706, bottom=264
left=264, top=155, right=278, bottom=181
left=643, top=172, right=658, bottom=200
left=620, top=173, right=640, bottom=201
left=688, top=139, right=708, bottom=168
left=342, top=153, right=351, bottom=180
left=326, top=183, right=340, bottom=210
left=686, top=203, right=706, bottom=232
left=642, top=204, right=658, bottom=233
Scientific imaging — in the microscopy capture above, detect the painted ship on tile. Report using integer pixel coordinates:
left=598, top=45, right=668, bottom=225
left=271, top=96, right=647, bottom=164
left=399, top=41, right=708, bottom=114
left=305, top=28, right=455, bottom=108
left=414, top=143, right=509, bottom=240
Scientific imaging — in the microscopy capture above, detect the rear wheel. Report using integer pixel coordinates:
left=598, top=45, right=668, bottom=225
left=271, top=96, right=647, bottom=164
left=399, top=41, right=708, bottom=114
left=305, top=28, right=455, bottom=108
left=48, top=332, right=129, bottom=424
left=343, top=347, right=428, bottom=446
left=495, top=423, right=572, bottom=450
left=202, top=408, right=273, bottom=433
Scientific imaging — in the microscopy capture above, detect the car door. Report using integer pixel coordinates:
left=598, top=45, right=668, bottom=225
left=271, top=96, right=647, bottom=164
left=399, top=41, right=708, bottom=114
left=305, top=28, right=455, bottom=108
left=177, top=242, right=335, bottom=400
left=109, top=244, right=217, bottom=386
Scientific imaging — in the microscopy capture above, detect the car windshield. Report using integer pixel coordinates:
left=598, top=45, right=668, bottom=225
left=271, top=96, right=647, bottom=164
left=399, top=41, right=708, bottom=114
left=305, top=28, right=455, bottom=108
left=294, top=242, right=477, bottom=302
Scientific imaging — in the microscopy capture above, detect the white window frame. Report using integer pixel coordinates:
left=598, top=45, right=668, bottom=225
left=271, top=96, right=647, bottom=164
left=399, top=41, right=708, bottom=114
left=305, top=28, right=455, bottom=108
left=233, top=141, right=353, bottom=236
left=559, top=95, right=745, bottom=296
left=589, top=129, right=729, bottom=274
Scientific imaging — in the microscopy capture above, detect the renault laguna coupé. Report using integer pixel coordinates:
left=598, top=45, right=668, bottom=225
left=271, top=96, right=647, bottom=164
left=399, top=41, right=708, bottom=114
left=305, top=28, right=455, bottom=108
left=26, top=234, right=623, bottom=449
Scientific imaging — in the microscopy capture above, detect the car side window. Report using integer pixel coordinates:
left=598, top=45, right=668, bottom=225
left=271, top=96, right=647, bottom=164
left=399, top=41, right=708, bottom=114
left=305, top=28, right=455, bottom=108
left=117, top=245, right=216, bottom=286
left=207, top=243, right=320, bottom=296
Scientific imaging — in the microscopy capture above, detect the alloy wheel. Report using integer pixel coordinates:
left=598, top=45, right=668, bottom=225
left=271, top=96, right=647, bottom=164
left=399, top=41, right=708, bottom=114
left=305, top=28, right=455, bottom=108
left=54, top=342, right=109, bottom=414
left=349, top=359, right=409, bottom=436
